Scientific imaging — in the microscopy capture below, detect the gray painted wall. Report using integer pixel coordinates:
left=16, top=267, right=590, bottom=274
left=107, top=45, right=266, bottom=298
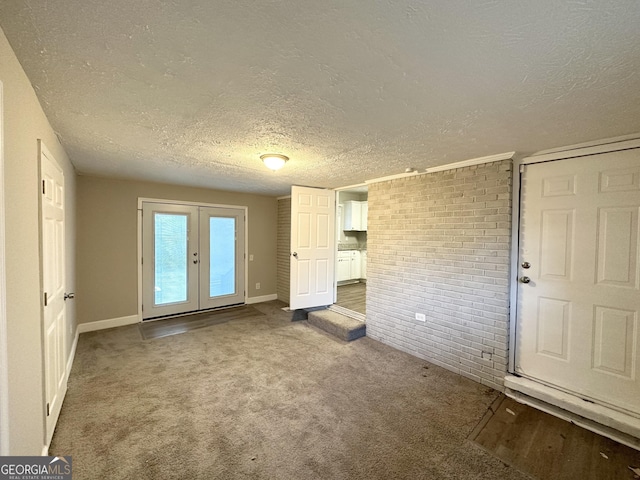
left=76, top=175, right=278, bottom=324
left=277, top=198, right=291, bottom=304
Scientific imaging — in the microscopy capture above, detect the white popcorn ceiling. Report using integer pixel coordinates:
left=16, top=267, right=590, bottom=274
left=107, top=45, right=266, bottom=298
left=1, top=1, right=640, bottom=196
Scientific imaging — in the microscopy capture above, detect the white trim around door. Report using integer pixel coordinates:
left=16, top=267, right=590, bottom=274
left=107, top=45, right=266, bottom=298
left=507, top=135, right=640, bottom=449
left=0, top=81, right=9, bottom=455
left=137, top=198, right=249, bottom=321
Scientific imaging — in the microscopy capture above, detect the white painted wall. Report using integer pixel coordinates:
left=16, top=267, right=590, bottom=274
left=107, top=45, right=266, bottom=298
left=0, top=27, right=76, bottom=454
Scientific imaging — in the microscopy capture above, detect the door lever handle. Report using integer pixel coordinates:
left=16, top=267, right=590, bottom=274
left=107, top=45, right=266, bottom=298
left=292, top=252, right=298, bottom=258
left=64, top=293, right=75, bottom=301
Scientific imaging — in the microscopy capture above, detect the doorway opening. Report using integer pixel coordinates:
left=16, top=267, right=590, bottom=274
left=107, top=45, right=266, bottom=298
left=335, top=186, right=367, bottom=317
left=140, top=200, right=246, bottom=320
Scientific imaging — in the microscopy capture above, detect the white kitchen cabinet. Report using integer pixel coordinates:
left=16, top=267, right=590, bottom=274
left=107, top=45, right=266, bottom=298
left=337, top=252, right=351, bottom=281
left=350, top=250, right=361, bottom=279
left=337, top=250, right=363, bottom=281
left=343, top=201, right=368, bottom=231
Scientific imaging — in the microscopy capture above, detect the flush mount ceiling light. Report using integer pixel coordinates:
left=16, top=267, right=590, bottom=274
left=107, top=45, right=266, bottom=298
left=260, top=154, right=289, bottom=171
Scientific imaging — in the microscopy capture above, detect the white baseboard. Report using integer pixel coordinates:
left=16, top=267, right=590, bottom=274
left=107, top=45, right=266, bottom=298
left=246, top=294, right=277, bottom=304
left=77, top=314, right=139, bottom=333
left=65, top=330, right=79, bottom=383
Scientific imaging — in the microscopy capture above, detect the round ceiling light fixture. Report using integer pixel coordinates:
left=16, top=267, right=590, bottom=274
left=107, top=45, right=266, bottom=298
left=260, top=154, right=289, bottom=171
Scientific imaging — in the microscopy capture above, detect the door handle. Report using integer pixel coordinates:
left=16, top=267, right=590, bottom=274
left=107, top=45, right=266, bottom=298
left=64, top=292, right=75, bottom=301
left=292, top=252, right=298, bottom=258
left=519, top=276, right=531, bottom=284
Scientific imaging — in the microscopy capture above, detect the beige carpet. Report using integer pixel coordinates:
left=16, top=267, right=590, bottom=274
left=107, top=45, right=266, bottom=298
left=51, top=300, right=528, bottom=480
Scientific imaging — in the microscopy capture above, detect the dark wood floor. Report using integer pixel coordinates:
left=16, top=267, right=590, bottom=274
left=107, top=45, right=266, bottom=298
left=139, top=305, right=264, bottom=340
left=336, top=282, right=366, bottom=314
left=470, top=395, right=640, bottom=480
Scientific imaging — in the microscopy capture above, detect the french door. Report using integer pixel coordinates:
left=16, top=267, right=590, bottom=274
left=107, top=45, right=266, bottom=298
left=142, top=201, right=245, bottom=319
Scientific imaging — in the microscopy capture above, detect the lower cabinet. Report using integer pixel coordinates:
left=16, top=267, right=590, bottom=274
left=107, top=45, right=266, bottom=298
left=337, top=250, right=362, bottom=281
left=337, top=255, right=351, bottom=282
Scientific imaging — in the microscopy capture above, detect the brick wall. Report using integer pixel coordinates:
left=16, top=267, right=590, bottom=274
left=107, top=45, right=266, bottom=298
left=366, top=160, right=512, bottom=390
left=277, top=197, right=291, bottom=304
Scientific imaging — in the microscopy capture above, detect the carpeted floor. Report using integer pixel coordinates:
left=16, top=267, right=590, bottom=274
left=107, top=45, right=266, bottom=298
left=51, top=300, right=528, bottom=480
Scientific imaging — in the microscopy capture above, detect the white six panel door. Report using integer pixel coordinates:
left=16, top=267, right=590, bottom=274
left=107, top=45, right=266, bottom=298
left=40, top=144, right=67, bottom=444
left=290, top=186, right=336, bottom=310
left=516, top=149, right=640, bottom=415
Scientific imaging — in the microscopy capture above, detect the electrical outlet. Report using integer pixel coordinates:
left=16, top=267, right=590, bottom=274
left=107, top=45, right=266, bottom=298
left=256, top=283, right=260, bottom=290
left=481, top=351, right=493, bottom=360
left=415, top=313, right=426, bottom=322
left=249, top=254, right=254, bottom=261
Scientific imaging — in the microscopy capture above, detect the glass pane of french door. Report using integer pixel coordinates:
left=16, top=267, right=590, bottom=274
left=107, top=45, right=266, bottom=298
left=209, top=217, right=236, bottom=297
left=142, top=203, right=199, bottom=319
left=154, top=213, right=189, bottom=305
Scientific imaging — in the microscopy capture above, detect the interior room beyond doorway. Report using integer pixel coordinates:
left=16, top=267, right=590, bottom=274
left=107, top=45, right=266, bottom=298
left=336, top=187, right=367, bottom=315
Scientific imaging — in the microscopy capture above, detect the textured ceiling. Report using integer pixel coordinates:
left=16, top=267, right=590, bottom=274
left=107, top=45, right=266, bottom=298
left=2, top=1, right=640, bottom=196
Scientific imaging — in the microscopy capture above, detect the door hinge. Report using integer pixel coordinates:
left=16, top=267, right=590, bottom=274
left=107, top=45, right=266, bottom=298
left=141, top=257, right=143, bottom=265
left=142, top=304, right=144, bottom=312
left=42, top=180, right=46, bottom=195
left=519, top=164, right=525, bottom=173
left=44, top=292, right=48, bottom=306
left=46, top=402, right=50, bottom=416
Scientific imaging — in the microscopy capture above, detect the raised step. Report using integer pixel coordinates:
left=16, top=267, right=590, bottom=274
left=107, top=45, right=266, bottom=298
left=307, top=309, right=366, bottom=342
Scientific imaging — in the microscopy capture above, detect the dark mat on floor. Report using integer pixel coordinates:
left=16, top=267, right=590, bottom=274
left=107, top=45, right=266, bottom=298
left=139, top=305, right=265, bottom=340
left=469, top=395, right=640, bottom=480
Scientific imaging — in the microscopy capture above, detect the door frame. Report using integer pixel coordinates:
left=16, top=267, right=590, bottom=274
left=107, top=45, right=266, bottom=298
left=506, top=135, right=640, bottom=448
left=137, top=197, right=248, bottom=321
left=332, top=183, right=368, bottom=316
left=0, top=81, right=9, bottom=455
left=508, top=134, right=640, bottom=373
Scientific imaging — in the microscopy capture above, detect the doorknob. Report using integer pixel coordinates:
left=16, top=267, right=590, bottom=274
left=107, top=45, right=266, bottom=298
left=292, top=252, right=298, bottom=258
left=521, top=261, right=531, bottom=269
left=64, top=292, right=75, bottom=301
left=519, top=276, right=531, bottom=284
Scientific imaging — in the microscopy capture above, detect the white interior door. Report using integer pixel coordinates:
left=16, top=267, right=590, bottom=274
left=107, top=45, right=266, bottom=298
left=199, top=206, right=245, bottom=309
left=515, top=149, right=640, bottom=415
left=290, top=186, right=336, bottom=310
left=40, top=144, right=67, bottom=444
left=142, top=202, right=245, bottom=319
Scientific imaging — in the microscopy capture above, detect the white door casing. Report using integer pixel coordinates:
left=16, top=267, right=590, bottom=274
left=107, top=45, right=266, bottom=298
left=515, top=149, right=640, bottom=416
left=0, top=81, right=8, bottom=455
left=290, top=186, right=336, bottom=310
left=40, top=143, right=67, bottom=445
